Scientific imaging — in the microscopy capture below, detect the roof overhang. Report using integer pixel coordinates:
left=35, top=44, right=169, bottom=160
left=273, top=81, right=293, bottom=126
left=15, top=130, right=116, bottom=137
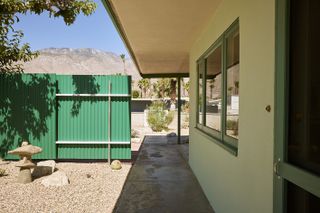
left=103, top=0, right=221, bottom=77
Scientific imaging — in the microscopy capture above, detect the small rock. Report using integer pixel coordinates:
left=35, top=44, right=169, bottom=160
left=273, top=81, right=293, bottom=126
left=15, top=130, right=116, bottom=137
left=110, top=160, right=122, bottom=170
left=41, top=171, right=69, bottom=187
left=86, top=174, right=92, bottom=178
left=0, top=160, right=10, bottom=165
left=167, top=132, right=177, bottom=137
left=32, top=160, right=56, bottom=178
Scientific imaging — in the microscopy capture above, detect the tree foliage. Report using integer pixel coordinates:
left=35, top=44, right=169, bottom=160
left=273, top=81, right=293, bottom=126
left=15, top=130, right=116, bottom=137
left=152, top=78, right=171, bottom=98
left=147, top=100, right=174, bottom=132
left=0, top=0, right=96, bottom=74
left=183, top=80, right=190, bottom=95
left=120, top=54, right=126, bottom=74
left=137, top=78, right=150, bottom=98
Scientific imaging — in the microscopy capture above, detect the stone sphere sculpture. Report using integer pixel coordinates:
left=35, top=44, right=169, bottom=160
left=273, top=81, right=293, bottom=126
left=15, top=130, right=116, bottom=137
left=8, top=141, right=42, bottom=183
left=110, top=160, right=122, bottom=170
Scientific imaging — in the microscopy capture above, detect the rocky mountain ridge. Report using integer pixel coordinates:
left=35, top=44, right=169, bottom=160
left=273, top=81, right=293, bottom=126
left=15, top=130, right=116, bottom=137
left=23, top=48, right=141, bottom=80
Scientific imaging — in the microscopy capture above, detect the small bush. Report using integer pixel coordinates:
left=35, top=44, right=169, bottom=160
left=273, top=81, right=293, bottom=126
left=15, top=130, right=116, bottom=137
left=132, top=90, right=140, bottom=98
left=226, top=119, right=238, bottom=136
left=0, top=168, right=6, bottom=177
left=147, top=101, right=174, bottom=132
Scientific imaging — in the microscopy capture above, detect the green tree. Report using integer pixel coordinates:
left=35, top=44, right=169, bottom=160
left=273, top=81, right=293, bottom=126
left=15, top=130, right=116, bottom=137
left=147, top=100, right=174, bottom=132
left=120, top=54, right=126, bottom=75
left=153, top=78, right=171, bottom=98
left=0, top=0, right=96, bottom=74
left=182, top=80, right=190, bottom=96
left=137, top=78, right=150, bottom=98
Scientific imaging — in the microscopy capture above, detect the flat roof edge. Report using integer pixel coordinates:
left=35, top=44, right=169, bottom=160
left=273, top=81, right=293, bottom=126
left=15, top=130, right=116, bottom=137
left=102, top=0, right=143, bottom=77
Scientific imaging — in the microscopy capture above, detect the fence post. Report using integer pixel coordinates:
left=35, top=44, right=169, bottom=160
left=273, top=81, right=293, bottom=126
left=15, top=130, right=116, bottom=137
left=108, top=80, right=111, bottom=165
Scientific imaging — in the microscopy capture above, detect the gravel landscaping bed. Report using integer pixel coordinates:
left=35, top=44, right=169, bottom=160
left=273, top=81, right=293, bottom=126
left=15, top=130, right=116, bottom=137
left=0, top=161, right=131, bottom=213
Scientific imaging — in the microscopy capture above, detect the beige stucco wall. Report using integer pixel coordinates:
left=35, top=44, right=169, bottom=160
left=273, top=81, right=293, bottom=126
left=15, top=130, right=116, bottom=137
left=189, top=0, right=275, bottom=212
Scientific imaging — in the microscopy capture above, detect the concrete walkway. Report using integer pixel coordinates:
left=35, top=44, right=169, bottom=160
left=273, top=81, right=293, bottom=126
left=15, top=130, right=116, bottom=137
left=114, top=136, right=214, bottom=213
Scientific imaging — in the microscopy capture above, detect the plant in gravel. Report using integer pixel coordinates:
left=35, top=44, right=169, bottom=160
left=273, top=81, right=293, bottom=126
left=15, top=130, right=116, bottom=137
left=132, top=90, right=140, bottom=98
left=0, top=168, right=6, bottom=177
left=147, top=101, right=174, bottom=132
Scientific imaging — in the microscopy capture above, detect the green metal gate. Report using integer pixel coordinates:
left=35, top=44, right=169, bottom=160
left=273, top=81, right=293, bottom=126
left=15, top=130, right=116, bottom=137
left=0, top=74, right=131, bottom=160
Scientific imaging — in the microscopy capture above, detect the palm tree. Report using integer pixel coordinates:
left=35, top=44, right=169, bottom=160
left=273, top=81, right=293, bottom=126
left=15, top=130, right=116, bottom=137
left=120, top=54, right=126, bottom=75
left=182, top=80, right=190, bottom=97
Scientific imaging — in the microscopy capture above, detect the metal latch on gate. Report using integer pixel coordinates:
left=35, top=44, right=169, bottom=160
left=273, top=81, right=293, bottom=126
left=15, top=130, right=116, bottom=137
left=273, top=158, right=281, bottom=178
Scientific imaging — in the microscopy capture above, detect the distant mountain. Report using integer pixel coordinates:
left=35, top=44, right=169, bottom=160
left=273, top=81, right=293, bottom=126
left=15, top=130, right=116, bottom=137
left=23, top=48, right=141, bottom=80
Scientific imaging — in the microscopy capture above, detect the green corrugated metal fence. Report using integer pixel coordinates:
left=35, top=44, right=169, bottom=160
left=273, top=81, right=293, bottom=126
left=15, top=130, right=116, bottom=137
left=0, top=74, right=131, bottom=160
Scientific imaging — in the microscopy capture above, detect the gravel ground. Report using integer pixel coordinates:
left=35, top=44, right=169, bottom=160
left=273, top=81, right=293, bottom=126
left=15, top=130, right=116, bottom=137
left=0, top=161, right=131, bottom=213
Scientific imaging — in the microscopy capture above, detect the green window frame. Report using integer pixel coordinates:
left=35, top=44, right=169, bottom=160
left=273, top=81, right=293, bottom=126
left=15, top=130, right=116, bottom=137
left=196, top=19, right=239, bottom=155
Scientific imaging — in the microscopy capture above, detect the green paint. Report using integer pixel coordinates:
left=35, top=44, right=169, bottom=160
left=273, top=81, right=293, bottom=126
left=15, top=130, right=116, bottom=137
left=274, top=0, right=288, bottom=212
left=56, top=75, right=131, bottom=160
left=274, top=0, right=320, bottom=211
left=0, top=74, right=57, bottom=159
left=0, top=74, right=131, bottom=160
left=278, top=162, right=320, bottom=198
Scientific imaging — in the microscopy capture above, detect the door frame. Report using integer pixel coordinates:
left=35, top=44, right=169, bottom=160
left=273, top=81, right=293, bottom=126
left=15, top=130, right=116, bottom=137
left=274, top=0, right=320, bottom=212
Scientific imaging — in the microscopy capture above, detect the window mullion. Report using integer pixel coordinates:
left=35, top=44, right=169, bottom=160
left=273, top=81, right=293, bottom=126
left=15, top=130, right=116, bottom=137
left=221, top=36, right=227, bottom=141
left=202, top=60, right=206, bottom=126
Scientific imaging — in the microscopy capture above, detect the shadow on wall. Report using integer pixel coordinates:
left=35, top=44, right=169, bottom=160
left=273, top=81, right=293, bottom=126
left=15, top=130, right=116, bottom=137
left=0, top=74, right=101, bottom=157
left=0, top=74, right=56, bottom=157
left=68, top=75, right=100, bottom=116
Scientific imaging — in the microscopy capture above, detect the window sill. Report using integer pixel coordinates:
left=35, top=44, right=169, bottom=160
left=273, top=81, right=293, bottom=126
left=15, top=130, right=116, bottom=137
left=194, top=126, right=238, bottom=156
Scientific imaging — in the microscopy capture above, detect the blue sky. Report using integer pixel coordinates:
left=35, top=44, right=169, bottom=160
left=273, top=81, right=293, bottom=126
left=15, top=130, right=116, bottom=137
left=15, top=0, right=129, bottom=57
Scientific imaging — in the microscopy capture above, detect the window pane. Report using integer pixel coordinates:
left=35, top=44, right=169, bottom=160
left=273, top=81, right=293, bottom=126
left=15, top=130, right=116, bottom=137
left=206, top=46, right=222, bottom=131
left=226, top=29, right=239, bottom=139
left=288, top=0, right=320, bottom=176
left=198, top=63, right=204, bottom=124
left=287, top=181, right=320, bottom=213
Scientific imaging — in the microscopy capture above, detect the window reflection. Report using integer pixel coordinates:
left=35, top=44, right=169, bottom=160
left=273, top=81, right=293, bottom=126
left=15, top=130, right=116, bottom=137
left=205, top=46, right=222, bottom=131
left=226, top=30, right=239, bottom=139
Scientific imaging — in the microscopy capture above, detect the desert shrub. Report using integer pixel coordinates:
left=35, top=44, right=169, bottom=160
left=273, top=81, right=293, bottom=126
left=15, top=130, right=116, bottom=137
left=132, top=90, right=140, bottom=98
left=147, top=101, right=174, bottom=132
left=226, top=119, right=239, bottom=136
left=0, top=168, right=6, bottom=177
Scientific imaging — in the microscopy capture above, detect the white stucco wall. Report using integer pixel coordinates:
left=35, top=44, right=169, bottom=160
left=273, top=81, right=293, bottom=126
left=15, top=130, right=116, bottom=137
left=189, top=0, right=275, bottom=212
